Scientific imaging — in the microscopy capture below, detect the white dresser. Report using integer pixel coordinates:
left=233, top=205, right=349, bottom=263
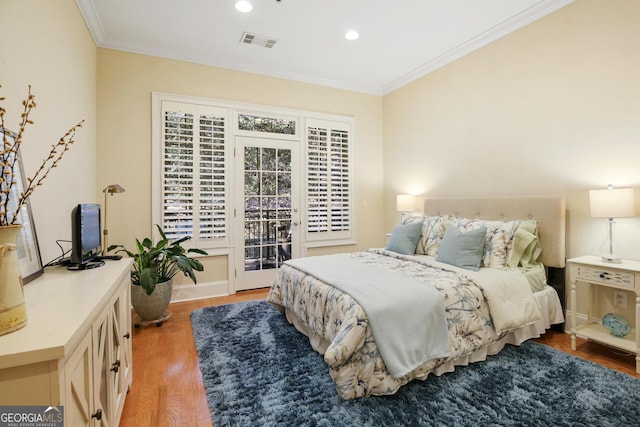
left=0, top=259, right=133, bottom=427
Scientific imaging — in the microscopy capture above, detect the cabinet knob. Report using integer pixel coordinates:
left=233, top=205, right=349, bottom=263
left=123, top=332, right=130, bottom=339
left=111, top=360, right=121, bottom=373
left=91, top=409, right=102, bottom=420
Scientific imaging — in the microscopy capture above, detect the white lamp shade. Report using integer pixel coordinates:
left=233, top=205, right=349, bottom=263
left=589, top=188, right=635, bottom=218
left=396, top=194, right=415, bottom=212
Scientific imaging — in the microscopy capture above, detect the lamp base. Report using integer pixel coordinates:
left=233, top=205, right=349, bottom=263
left=599, top=219, right=623, bottom=263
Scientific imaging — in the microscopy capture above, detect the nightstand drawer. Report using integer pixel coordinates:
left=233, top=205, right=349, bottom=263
left=576, top=265, right=635, bottom=290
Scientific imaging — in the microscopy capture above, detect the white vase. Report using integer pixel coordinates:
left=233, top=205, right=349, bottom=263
left=131, top=279, right=173, bottom=321
left=0, top=224, right=27, bottom=335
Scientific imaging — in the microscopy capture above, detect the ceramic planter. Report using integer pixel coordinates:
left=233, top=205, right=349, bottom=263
left=0, top=225, right=27, bottom=335
left=131, top=279, right=173, bottom=321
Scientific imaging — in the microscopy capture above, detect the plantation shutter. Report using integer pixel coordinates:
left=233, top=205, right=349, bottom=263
left=161, top=101, right=229, bottom=248
left=305, top=118, right=352, bottom=242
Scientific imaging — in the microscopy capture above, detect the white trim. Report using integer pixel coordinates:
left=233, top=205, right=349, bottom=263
left=234, top=109, right=301, bottom=141
left=565, top=310, right=587, bottom=332
left=75, top=0, right=106, bottom=45
left=153, top=92, right=354, bottom=124
left=198, top=247, right=232, bottom=257
left=303, top=117, right=356, bottom=244
left=151, top=92, right=162, bottom=232
left=304, top=239, right=357, bottom=249
left=381, top=0, right=575, bottom=95
left=170, top=280, right=230, bottom=302
left=152, top=92, right=356, bottom=295
left=97, top=39, right=383, bottom=95
left=233, top=136, right=302, bottom=291
left=79, top=1, right=573, bottom=96
left=153, top=98, right=232, bottom=249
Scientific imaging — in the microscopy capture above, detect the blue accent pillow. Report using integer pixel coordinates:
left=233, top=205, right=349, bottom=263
left=435, top=226, right=487, bottom=271
left=385, top=221, right=423, bottom=255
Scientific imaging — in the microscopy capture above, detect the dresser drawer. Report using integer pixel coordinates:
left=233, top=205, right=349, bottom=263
left=576, top=265, right=635, bottom=290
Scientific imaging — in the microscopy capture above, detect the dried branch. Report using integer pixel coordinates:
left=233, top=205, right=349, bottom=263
left=0, top=85, right=84, bottom=226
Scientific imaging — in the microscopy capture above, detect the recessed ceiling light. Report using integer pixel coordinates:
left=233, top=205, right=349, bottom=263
left=345, top=30, right=360, bottom=41
left=235, top=1, right=253, bottom=13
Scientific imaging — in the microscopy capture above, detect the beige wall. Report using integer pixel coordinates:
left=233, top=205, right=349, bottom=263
left=0, top=0, right=97, bottom=264
left=97, top=49, right=384, bottom=282
left=382, top=0, right=640, bottom=321
left=383, top=0, right=640, bottom=264
left=5, top=0, right=636, bottom=316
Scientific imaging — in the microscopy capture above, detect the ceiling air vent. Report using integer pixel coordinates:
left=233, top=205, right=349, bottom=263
left=240, top=32, right=278, bottom=49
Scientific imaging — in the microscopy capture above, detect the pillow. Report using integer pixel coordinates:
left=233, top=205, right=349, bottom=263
left=450, top=217, right=520, bottom=269
left=507, top=220, right=547, bottom=292
left=421, top=215, right=452, bottom=256
left=385, top=221, right=423, bottom=255
left=400, top=213, right=425, bottom=254
left=507, top=220, right=539, bottom=268
left=435, top=225, right=487, bottom=271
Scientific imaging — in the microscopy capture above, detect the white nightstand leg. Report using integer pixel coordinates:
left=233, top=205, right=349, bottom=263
left=570, top=276, right=577, bottom=351
left=636, top=293, right=640, bottom=374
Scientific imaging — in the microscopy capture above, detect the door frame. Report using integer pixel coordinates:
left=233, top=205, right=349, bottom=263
left=233, top=136, right=301, bottom=291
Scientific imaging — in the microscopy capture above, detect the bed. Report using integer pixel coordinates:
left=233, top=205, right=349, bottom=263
left=266, top=196, right=566, bottom=400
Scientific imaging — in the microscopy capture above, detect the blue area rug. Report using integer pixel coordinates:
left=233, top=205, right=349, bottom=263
left=191, top=300, right=640, bottom=426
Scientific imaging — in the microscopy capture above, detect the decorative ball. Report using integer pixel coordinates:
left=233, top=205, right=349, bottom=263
left=602, top=313, right=631, bottom=338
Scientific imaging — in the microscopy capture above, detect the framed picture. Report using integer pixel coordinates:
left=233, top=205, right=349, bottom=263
left=1, top=128, right=44, bottom=284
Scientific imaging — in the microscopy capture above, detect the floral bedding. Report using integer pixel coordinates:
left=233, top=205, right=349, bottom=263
left=266, top=249, right=519, bottom=400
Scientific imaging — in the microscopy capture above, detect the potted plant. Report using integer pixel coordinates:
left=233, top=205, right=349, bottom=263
left=111, top=225, right=207, bottom=323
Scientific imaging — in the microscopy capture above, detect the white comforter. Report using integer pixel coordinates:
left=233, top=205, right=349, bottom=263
left=413, top=254, right=542, bottom=333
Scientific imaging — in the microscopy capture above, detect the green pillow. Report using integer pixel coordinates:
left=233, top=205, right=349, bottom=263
left=385, top=221, right=422, bottom=255
left=436, top=226, right=487, bottom=271
left=507, top=220, right=538, bottom=268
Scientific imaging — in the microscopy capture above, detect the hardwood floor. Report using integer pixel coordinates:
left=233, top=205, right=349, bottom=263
left=119, top=289, right=268, bottom=427
left=119, top=289, right=639, bottom=426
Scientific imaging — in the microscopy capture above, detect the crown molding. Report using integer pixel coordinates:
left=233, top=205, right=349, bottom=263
left=381, top=0, right=575, bottom=95
left=76, top=0, right=573, bottom=97
left=76, top=0, right=105, bottom=44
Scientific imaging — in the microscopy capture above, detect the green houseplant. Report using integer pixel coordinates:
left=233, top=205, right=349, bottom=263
left=111, top=225, right=207, bottom=321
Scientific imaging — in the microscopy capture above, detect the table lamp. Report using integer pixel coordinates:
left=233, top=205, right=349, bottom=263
left=396, top=194, right=416, bottom=213
left=589, top=185, right=635, bottom=263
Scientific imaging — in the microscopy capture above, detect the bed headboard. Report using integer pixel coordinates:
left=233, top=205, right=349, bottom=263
left=423, top=196, right=566, bottom=268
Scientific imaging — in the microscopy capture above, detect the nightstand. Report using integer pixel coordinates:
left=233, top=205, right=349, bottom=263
left=568, top=255, right=640, bottom=373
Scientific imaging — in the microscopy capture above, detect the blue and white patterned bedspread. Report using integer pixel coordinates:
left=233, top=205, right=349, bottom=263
left=267, top=249, right=527, bottom=400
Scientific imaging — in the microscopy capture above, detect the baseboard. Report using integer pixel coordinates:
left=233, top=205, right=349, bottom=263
left=563, top=310, right=589, bottom=333
left=171, top=280, right=230, bottom=303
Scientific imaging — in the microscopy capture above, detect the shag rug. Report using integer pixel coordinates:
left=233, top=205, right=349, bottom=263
left=191, top=300, right=640, bottom=427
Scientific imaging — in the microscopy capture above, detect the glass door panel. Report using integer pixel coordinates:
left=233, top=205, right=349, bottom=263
left=235, top=137, right=299, bottom=290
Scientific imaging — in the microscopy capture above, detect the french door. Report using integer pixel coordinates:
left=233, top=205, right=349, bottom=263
left=234, top=136, right=300, bottom=290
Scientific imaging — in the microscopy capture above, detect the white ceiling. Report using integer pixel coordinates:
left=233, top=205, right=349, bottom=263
left=76, top=0, right=573, bottom=95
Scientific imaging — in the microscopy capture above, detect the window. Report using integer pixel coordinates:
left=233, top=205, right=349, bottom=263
left=238, top=113, right=296, bottom=135
left=305, top=119, right=353, bottom=243
left=153, top=94, right=354, bottom=251
left=159, top=101, right=229, bottom=248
